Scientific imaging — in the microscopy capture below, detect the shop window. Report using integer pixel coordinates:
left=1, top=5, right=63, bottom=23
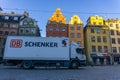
left=112, top=38, right=116, bottom=44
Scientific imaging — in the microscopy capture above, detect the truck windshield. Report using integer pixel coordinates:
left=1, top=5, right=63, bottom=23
left=76, top=48, right=84, bottom=54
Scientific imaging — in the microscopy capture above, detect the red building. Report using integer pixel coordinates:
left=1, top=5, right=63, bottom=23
left=46, top=8, right=68, bottom=37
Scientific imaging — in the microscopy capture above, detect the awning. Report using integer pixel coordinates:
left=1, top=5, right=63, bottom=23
left=90, top=52, right=110, bottom=58
left=103, top=53, right=110, bottom=57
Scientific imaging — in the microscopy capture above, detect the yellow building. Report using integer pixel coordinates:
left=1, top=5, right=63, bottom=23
left=68, top=15, right=84, bottom=47
left=84, top=15, right=111, bottom=65
left=49, top=8, right=66, bottom=24
left=106, top=18, right=120, bottom=63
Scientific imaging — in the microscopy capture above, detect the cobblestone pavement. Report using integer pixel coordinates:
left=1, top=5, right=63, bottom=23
left=0, top=64, right=120, bottom=80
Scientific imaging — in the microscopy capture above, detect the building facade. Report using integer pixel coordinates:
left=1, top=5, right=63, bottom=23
left=68, top=15, right=84, bottom=47
left=46, top=8, right=68, bottom=37
left=106, top=18, right=120, bottom=64
left=84, top=15, right=111, bottom=65
left=18, top=16, right=40, bottom=36
left=0, top=10, right=27, bottom=60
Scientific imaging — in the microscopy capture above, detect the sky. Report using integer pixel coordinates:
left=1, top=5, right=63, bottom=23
left=0, top=0, right=120, bottom=37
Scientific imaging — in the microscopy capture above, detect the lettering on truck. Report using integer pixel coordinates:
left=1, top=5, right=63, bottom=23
left=10, top=39, right=58, bottom=48
left=25, top=42, right=58, bottom=47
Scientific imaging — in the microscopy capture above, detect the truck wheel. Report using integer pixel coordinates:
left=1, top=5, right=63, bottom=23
left=71, top=61, right=79, bottom=69
left=22, top=61, right=33, bottom=69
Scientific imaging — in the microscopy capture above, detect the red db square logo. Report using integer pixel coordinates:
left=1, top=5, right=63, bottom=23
left=10, top=39, right=23, bottom=48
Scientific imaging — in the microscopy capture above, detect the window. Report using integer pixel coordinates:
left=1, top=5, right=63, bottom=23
left=118, top=38, right=120, bottom=44
left=104, top=46, right=108, bottom=53
left=98, top=46, right=102, bottom=53
left=10, top=32, right=15, bottom=35
left=116, top=31, right=120, bottom=35
left=49, top=28, right=53, bottom=31
left=4, top=31, right=9, bottom=36
left=0, top=23, right=3, bottom=27
left=14, top=17, right=18, bottom=21
left=56, top=28, right=59, bottom=31
left=91, top=36, right=95, bottom=42
left=91, top=28, right=94, bottom=33
left=110, top=24, right=113, bottom=27
left=29, top=22, right=33, bottom=25
left=56, top=14, right=59, bottom=17
left=99, top=22, right=102, bottom=25
left=31, top=28, right=36, bottom=34
left=77, top=41, right=81, bottom=46
left=77, top=33, right=80, bottom=38
left=112, top=38, right=116, bottom=44
left=92, top=46, right=96, bottom=52
left=25, top=29, right=29, bottom=33
left=4, top=23, right=9, bottom=27
left=116, top=24, right=119, bottom=29
left=10, top=24, right=17, bottom=28
left=97, top=36, right=101, bottom=42
left=93, top=22, right=96, bottom=25
left=119, top=47, right=120, bottom=53
left=112, top=47, right=117, bottom=53
left=77, top=27, right=80, bottom=30
left=103, top=36, right=107, bottom=42
left=70, top=27, right=74, bottom=30
left=103, top=30, right=106, bottom=34
left=0, top=31, right=2, bottom=35
left=19, top=29, right=24, bottom=33
left=96, top=29, right=100, bottom=33
left=62, top=28, right=66, bottom=32
left=5, top=16, right=9, bottom=20
left=111, top=30, right=114, bottom=35
left=70, top=33, right=74, bottom=38
left=23, top=22, right=27, bottom=25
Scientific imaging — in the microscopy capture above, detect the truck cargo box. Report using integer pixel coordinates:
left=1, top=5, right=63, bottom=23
left=4, top=36, right=69, bottom=61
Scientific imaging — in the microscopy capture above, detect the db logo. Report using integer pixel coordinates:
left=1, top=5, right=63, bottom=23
left=10, top=39, right=23, bottom=48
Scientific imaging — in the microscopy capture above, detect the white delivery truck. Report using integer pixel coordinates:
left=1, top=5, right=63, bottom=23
left=3, top=36, right=86, bottom=69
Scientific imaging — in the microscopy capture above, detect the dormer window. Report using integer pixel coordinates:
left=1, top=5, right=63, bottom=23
left=5, top=16, right=9, bottom=20
left=14, top=17, right=18, bottom=21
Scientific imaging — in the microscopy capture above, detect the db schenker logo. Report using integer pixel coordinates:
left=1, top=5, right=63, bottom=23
left=10, top=39, right=23, bottom=48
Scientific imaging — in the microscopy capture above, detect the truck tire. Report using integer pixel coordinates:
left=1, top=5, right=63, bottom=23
left=70, top=61, right=79, bottom=69
left=22, top=61, right=33, bottom=69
